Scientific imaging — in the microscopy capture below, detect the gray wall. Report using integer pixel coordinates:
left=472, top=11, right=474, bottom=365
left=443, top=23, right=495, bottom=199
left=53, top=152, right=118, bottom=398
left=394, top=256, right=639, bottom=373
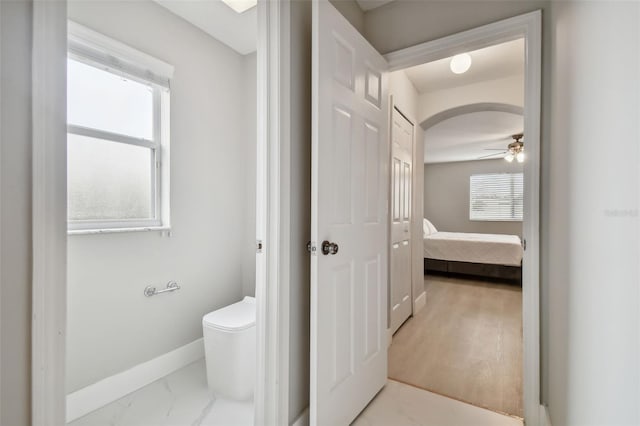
left=547, top=1, right=639, bottom=424
left=243, top=52, right=258, bottom=297
left=288, top=1, right=312, bottom=422
left=0, top=1, right=33, bottom=424
left=329, top=0, right=365, bottom=35
left=364, top=0, right=549, bottom=54
left=66, top=1, right=256, bottom=392
left=424, top=159, right=523, bottom=237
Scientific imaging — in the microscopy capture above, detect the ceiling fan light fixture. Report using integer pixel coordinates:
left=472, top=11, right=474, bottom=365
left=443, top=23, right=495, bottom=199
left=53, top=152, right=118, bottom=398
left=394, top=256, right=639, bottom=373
left=481, top=134, right=524, bottom=162
left=450, top=53, right=472, bottom=74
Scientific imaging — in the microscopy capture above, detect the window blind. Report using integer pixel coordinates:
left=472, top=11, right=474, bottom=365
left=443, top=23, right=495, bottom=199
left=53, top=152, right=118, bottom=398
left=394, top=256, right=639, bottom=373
left=470, top=173, right=523, bottom=221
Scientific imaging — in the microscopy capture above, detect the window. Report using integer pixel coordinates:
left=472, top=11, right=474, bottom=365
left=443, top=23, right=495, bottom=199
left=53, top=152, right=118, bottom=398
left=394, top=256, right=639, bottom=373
left=470, top=173, right=523, bottom=221
left=67, top=22, right=173, bottom=232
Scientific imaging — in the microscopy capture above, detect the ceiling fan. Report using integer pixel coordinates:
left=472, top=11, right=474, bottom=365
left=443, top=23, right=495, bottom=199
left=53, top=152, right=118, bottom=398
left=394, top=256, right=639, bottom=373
left=478, top=133, right=525, bottom=162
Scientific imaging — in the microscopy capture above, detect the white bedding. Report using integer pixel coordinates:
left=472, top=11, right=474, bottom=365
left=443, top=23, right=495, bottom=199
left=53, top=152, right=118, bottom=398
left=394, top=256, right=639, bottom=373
left=423, top=231, right=523, bottom=266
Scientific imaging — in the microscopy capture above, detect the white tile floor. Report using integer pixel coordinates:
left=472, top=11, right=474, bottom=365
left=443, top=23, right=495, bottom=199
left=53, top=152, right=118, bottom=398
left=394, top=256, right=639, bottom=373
left=68, top=359, right=253, bottom=426
left=353, top=380, right=523, bottom=426
left=69, top=360, right=521, bottom=426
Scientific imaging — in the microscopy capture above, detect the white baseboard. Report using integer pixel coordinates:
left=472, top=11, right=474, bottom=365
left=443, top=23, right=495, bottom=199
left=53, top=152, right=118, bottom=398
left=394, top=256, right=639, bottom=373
left=291, top=408, right=309, bottom=426
left=66, top=338, right=205, bottom=423
left=413, top=290, right=426, bottom=314
left=539, top=404, right=552, bottom=426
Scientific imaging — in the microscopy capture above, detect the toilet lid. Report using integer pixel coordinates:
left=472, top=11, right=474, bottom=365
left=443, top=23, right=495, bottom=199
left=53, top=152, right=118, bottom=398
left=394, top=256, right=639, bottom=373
left=203, top=296, right=256, bottom=332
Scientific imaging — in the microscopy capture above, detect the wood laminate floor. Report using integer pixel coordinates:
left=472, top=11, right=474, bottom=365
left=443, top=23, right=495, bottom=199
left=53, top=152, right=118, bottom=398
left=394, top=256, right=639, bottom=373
left=388, top=275, right=523, bottom=417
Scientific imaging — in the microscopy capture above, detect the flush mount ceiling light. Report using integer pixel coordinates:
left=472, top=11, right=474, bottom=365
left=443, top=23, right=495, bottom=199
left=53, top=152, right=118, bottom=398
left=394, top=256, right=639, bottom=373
left=450, top=53, right=472, bottom=74
left=221, top=0, right=257, bottom=13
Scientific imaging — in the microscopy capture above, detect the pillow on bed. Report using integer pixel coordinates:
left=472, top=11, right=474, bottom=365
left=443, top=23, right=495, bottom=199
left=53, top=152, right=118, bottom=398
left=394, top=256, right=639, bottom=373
left=423, top=219, right=430, bottom=237
left=423, top=218, right=438, bottom=237
left=426, top=219, right=438, bottom=234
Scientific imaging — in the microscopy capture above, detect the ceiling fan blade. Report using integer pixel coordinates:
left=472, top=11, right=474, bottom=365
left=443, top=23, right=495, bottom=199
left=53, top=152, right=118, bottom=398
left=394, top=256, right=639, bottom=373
left=477, top=151, right=507, bottom=159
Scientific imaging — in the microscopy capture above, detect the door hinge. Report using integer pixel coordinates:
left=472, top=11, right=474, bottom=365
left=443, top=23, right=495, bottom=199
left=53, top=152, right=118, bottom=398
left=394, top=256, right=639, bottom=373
left=307, top=241, right=317, bottom=255
left=522, top=239, right=527, bottom=251
left=256, top=239, right=263, bottom=253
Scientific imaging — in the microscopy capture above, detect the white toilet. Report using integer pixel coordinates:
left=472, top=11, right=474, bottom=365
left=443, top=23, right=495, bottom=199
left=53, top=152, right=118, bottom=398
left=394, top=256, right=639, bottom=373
left=202, top=296, right=256, bottom=400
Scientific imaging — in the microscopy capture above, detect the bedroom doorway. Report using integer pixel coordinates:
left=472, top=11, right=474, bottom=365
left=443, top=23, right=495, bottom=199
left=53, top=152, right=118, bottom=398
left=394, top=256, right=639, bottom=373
left=384, top=13, right=541, bottom=421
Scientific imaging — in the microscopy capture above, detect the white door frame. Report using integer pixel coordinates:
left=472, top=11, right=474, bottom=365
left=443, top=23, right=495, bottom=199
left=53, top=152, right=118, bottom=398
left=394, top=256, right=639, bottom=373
left=385, top=11, right=542, bottom=425
left=255, top=0, right=292, bottom=424
left=30, top=1, right=287, bottom=425
left=31, top=2, right=68, bottom=425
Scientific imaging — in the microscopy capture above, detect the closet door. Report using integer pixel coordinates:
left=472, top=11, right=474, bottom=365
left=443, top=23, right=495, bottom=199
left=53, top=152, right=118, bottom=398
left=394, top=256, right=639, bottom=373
left=390, top=107, right=413, bottom=334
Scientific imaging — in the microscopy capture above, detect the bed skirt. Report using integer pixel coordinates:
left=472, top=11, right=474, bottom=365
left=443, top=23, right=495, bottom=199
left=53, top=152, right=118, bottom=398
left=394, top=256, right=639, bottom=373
left=424, top=258, right=521, bottom=284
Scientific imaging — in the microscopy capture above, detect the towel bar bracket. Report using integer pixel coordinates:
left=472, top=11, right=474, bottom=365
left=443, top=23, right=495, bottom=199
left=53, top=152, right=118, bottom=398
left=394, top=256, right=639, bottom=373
left=144, top=281, right=180, bottom=297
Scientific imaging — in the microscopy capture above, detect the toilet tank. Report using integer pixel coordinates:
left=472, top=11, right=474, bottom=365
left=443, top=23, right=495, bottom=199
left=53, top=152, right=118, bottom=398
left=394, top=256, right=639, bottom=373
left=202, top=296, right=256, bottom=400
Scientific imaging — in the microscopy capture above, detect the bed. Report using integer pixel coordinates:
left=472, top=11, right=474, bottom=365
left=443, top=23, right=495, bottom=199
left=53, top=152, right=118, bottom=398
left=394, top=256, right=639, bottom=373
left=423, top=219, right=523, bottom=283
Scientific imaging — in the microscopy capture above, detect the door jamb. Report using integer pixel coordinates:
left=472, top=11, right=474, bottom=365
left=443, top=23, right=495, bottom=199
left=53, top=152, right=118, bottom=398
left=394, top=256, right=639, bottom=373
left=255, top=0, right=291, bottom=424
left=384, top=11, right=542, bottom=425
left=31, top=2, right=68, bottom=424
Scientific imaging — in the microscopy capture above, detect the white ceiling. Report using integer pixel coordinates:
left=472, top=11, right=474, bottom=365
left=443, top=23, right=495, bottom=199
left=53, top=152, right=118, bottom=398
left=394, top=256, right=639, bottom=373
left=355, top=0, right=396, bottom=11
left=424, top=111, right=523, bottom=164
left=154, top=0, right=256, bottom=55
left=405, top=38, right=524, bottom=94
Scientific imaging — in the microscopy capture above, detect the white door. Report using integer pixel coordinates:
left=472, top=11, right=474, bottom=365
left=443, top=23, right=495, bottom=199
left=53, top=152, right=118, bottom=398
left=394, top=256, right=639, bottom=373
left=390, top=108, right=413, bottom=334
left=310, top=1, right=389, bottom=425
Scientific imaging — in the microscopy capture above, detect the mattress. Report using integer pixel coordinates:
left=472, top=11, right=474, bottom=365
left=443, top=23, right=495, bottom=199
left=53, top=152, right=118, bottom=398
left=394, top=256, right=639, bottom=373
left=424, top=232, right=523, bottom=266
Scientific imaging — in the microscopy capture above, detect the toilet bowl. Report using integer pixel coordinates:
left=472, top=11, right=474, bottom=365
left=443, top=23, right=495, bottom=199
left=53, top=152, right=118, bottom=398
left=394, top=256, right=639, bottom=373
left=202, top=296, right=256, bottom=400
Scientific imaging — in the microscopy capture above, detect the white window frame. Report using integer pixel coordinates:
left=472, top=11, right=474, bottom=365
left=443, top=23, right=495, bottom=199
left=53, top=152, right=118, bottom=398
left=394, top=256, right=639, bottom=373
left=469, top=172, right=524, bottom=222
left=67, top=21, right=173, bottom=234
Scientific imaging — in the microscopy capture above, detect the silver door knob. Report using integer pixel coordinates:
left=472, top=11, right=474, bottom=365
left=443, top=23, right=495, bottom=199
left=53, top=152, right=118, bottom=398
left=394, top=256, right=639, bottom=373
left=321, top=240, right=339, bottom=255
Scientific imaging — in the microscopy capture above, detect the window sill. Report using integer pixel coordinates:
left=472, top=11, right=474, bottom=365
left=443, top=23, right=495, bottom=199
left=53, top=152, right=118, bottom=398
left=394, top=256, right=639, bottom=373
left=68, top=226, right=171, bottom=236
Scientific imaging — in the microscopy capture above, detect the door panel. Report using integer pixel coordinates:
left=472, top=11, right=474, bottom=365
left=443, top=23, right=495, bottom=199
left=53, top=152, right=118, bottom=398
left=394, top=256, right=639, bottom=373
left=390, top=108, right=414, bottom=334
left=331, top=106, right=353, bottom=225
left=364, top=123, right=381, bottom=224
left=363, top=255, right=382, bottom=361
left=311, top=1, right=389, bottom=425
left=330, top=263, right=354, bottom=388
